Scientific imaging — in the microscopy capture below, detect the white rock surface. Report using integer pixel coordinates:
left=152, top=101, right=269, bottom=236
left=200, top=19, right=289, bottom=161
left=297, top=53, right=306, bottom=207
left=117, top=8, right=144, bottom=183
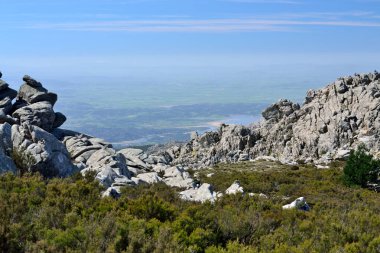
left=225, top=180, right=244, bottom=195
left=179, top=183, right=219, bottom=203
left=282, top=197, right=310, bottom=211
left=136, top=172, right=163, bottom=184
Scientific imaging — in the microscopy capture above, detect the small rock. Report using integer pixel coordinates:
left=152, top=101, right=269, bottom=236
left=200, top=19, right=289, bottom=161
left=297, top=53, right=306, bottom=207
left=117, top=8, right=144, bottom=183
left=282, top=197, right=310, bottom=211
left=179, top=183, right=219, bottom=203
left=225, top=180, right=244, bottom=195
left=23, top=75, right=42, bottom=88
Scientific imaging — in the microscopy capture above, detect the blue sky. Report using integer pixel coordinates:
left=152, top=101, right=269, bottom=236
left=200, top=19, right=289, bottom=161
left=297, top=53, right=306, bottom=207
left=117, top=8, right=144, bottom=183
left=1, top=0, right=380, bottom=78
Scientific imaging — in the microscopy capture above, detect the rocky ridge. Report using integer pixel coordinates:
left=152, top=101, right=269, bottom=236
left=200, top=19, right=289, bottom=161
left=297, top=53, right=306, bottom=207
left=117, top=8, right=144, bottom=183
left=161, top=71, right=380, bottom=169
left=0, top=71, right=379, bottom=201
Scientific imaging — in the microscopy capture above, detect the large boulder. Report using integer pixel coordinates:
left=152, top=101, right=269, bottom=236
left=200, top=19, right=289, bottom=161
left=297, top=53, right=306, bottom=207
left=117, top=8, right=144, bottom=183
left=262, top=99, right=300, bottom=123
left=11, top=75, right=66, bottom=131
left=11, top=124, right=76, bottom=177
left=179, top=183, right=220, bottom=203
left=161, top=165, right=194, bottom=188
left=81, top=147, right=132, bottom=187
left=18, top=76, right=58, bottom=105
left=12, top=101, right=56, bottom=132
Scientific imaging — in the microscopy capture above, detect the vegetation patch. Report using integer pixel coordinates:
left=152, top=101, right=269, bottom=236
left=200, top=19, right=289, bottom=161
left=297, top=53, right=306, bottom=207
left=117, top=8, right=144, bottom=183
left=0, top=161, right=380, bottom=252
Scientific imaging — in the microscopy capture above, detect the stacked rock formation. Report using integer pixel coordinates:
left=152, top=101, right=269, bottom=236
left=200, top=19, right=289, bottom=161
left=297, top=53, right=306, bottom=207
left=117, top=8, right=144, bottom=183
left=0, top=72, right=199, bottom=196
left=0, top=73, right=75, bottom=177
left=12, top=75, right=66, bottom=132
left=162, top=71, right=380, bottom=167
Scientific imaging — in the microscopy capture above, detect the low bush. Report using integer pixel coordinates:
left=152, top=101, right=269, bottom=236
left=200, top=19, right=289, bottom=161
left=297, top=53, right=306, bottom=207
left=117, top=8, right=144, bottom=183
left=0, top=161, right=380, bottom=252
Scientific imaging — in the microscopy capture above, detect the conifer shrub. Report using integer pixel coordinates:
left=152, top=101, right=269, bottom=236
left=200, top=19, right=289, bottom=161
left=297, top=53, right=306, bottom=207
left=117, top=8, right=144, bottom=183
left=343, top=144, right=379, bottom=187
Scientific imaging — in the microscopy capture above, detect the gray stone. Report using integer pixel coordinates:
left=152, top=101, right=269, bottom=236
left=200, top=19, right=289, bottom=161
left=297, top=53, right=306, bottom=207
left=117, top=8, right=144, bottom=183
left=179, top=183, right=220, bottom=203
left=22, top=75, right=42, bottom=88
left=0, top=79, right=9, bottom=91
left=53, top=112, right=66, bottom=128
left=225, top=180, right=244, bottom=195
left=13, top=101, right=56, bottom=132
left=136, top=172, right=163, bottom=184
left=0, top=148, right=17, bottom=174
left=118, top=148, right=148, bottom=170
left=0, top=123, right=12, bottom=153
left=283, top=197, right=310, bottom=211
left=336, top=80, right=348, bottom=94
left=0, top=88, right=17, bottom=101
left=11, top=124, right=76, bottom=177
left=29, top=92, right=58, bottom=106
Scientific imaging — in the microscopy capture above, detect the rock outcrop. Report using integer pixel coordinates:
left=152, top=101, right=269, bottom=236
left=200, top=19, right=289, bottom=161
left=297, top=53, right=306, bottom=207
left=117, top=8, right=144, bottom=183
left=12, top=123, right=76, bottom=177
left=0, top=73, right=74, bottom=177
left=12, top=75, right=65, bottom=132
left=1, top=71, right=380, bottom=200
left=165, top=71, right=380, bottom=167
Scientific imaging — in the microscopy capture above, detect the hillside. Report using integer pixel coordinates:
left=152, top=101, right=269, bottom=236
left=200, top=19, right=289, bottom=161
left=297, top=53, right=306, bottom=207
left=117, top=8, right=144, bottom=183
left=1, top=161, right=380, bottom=252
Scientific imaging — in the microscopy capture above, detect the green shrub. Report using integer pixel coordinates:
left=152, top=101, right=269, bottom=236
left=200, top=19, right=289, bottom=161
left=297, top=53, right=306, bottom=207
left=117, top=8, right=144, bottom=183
left=1, top=161, right=380, bottom=252
left=11, top=148, right=36, bottom=176
left=343, top=144, right=379, bottom=187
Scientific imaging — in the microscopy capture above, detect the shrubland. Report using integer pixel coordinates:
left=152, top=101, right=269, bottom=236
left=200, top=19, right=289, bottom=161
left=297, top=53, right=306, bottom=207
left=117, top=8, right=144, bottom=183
left=0, top=160, right=380, bottom=253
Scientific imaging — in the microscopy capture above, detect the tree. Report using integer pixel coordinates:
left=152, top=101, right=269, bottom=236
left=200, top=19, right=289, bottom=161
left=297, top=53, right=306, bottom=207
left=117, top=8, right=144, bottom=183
left=343, top=144, right=379, bottom=187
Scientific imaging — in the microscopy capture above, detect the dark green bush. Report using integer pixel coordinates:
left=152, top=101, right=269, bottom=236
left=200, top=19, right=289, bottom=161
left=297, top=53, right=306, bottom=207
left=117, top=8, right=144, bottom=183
left=343, top=144, right=379, bottom=187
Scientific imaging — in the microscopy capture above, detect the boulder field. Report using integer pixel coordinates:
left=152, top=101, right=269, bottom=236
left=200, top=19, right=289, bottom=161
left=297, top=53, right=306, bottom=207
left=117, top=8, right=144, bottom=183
left=0, top=71, right=379, bottom=200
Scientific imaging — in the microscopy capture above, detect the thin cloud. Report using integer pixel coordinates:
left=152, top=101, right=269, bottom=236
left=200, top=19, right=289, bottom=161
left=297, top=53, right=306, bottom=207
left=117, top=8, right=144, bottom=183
left=25, top=17, right=380, bottom=32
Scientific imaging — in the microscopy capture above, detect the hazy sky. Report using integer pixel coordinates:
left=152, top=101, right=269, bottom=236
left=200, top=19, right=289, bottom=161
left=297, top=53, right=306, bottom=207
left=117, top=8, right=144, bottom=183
left=1, top=0, right=380, bottom=78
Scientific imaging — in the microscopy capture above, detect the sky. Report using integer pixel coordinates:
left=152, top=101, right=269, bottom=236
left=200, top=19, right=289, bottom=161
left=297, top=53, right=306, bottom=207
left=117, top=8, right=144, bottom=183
left=1, top=0, right=380, bottom=79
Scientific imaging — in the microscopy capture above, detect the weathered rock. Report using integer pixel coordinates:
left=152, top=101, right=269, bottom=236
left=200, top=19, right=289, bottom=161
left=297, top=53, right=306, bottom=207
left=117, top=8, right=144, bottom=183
left=0, top=86, right=17, bottom=100
left=162, top=165, right=194, bottom=188
left=179, top=183, right=220, bottom=203
left=0, top=79, right=9, bottom=91
left=0, top=148, right=17, bottom=174
left=136, top=172, right=163, bottom=184
left=13, top=101, right=56, bottom=132
left=282, top=197, right=310, bottom=211
left=0, top=123, right=13, bottom=153
left=118, top=148, right=148, bottom=170
left=11, top=124, right=76, bottom=177
left=84, top=148, right=132, bottom=184
left=225, top=180, right=244, bottom=195
left=262, top=99, right=300, bottom=123
left=53, top=112, right=66, bottom=128
left=0, top=110, right=17, bottom=124
left=22, top=75, right=42, bottom=88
